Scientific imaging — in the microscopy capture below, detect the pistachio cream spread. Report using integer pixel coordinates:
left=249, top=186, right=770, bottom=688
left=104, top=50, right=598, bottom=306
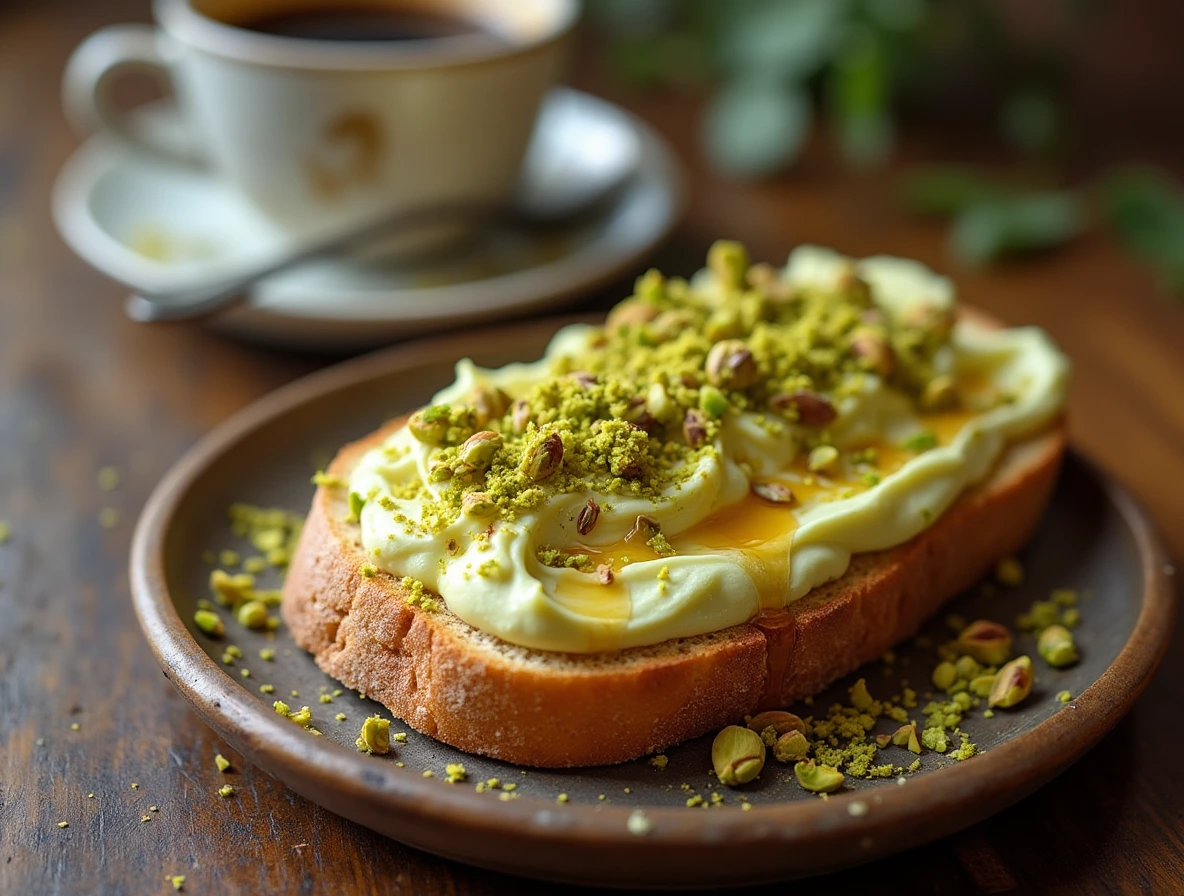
left=348, top=244, right=1069, bottom=653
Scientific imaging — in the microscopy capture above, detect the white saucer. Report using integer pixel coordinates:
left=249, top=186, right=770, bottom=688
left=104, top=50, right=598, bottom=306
left=53, top=88, right=683, bottom=350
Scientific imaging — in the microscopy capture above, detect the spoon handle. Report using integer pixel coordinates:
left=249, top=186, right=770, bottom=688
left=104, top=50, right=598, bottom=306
left=124, top=199, right=503, bottom=324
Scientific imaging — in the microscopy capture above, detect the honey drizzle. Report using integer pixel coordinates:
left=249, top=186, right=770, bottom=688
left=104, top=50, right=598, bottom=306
left=548, top=402, right=985, bottom=624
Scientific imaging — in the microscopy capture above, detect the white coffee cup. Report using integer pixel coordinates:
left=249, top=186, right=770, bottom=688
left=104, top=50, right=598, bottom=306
left=64, top=0, right=578, bottom=251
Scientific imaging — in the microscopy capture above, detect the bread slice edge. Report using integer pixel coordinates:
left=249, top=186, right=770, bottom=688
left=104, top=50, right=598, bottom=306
left=281, top=416, right=1065, bottom=767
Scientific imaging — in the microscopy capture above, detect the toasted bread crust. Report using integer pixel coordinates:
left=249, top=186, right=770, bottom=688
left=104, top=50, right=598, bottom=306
left=282, top=413, right=1065, bottom=767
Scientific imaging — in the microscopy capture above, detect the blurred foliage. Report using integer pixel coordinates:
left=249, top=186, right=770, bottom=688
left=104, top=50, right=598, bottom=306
left=589, top=0, right=1184, bottom=291
left=1100, top=167, right=1184, bottom=293
left=588, top=0, right=1090, bottom=175
left=900, top=164, right=1184, bottom=292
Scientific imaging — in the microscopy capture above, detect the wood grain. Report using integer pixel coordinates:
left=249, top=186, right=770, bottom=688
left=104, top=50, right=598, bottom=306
left=1, top=0, right=1181, bottom=893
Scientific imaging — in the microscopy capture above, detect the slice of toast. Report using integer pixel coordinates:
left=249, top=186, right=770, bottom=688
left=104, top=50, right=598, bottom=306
left=282, top=415, right=1065, bottom=768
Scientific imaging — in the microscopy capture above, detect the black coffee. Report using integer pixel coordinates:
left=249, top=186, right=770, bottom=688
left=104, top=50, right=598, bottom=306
left=237, top=6, right=485, bottom=42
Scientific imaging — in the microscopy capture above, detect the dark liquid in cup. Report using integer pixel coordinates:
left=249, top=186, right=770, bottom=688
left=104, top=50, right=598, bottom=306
left=236, top=7, right=486, bottom=42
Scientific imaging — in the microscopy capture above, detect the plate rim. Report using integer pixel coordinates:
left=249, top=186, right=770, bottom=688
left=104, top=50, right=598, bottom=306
left=129, top=316, right=1178, bottom=886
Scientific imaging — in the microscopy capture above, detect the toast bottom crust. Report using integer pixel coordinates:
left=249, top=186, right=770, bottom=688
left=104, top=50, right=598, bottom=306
left=282, top=423, right=1065, bottom=767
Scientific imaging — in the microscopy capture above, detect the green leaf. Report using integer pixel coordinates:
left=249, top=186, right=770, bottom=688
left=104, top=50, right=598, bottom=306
left=702, top=79, right=812, bottom=179
left=900, top=166, right=1002, bottom=217
left=587, top=0, right=675, bottom=35
left=1100, top=165, right=1184, bottom=291
left=827, top=25, right=893, bottom=166
left=863, top=0, right=927, bottom=32
left=719, top=0, right=849, bottom=81
left=836, top=113, right=893, bottom=168
left=950, top=192, right=1085, bottom=265
left=1000, top=89, right=1060, bottom=154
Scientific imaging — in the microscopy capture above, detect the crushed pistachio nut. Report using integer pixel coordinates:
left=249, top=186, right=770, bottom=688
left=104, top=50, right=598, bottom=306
left=773, top=730, right=810, bottom=762
left=956, top=620, right=1013, bottom=666
left=209, top=569, right=254, bottom=607
left=1037, top=624, right=1079, bottom=668
left=746, top=710, right=806, bottom=739
left=890, top=722, right=922, bottom=754
left=1057, top=690, right=1073, bottom=704
left=217, top=784, right=235, bottom=798
left=711, top=725, right=765, bottom=786
left=794, top=760, right=845, bottom=793
left=445, top=763, right=467, bottom=783
left=215, top=754, right=231, bottom=773
left=901, top=431, right=937, bottom=453
left=236, top=600, right=269, bottom=630
left=97, top=465, right=120, bottom=491
left=193, top=609, right=224, bottom=638
left=356, top=715, right=391, bottom=754
left=988, top=656, right=1034, bottom=709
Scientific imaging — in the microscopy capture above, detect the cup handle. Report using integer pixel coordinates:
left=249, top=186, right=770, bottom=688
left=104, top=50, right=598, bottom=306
left=63, top=24, right=202, bottom=163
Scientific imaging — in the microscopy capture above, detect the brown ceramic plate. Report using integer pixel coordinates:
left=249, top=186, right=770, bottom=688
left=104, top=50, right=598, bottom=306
left=130, top=317, right=1176, bottom=888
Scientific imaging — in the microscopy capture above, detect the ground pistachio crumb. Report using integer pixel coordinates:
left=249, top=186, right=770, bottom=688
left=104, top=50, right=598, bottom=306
left=168, top=875, right=186, bottom=891
left=557, top=793, right=569, bottom=803
left=1057, top=690, right=1072, bottom=704
left=242, top=555, right=267, bottom=575
left=335, top=712, right=347, bottom=722
left=98, top=507, right=120, bottom=529
left=422, top=770, right=434, bottom=778
left=70, top=723, right=80, bottom=731
left=97, top=465, right=120, bottom=491
left=393, top=732, right=407, bottom=744
left=215, top=754, right=230, bottom=773
left=649, top=754, right=669, bottom=769
left=259, top=648, right=275, bottom=661
left=995, top=556, right=1024, bottom=586
left=259, top=684, right=275, bottom=694
left=57, top=821, right=68, bottom=829
left=445, top=763, right=467, bottom=783
left=217, top=784, right=235, bottom=798
left=131, top=783, right=139, bottom=789
left=319, top=694, right=333, bottom=704
left=0, top=520, right=11, bottom=544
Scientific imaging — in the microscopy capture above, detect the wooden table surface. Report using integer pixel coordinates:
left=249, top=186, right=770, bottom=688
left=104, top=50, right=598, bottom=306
left=2, top=1, right=1181, bottom=893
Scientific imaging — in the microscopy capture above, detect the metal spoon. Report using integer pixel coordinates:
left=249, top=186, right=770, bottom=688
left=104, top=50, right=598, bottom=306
left=125, top=101, right=641, bottom=324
